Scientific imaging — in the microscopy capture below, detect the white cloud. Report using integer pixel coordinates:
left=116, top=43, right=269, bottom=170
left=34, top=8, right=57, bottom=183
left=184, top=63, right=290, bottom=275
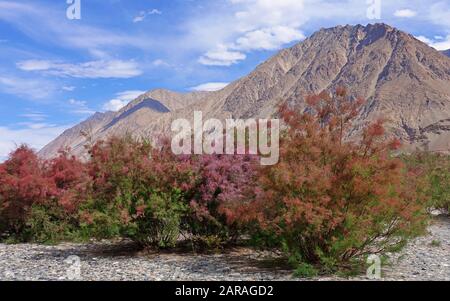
left=416, top=35, right=450, bottom=51
left=190, top=82, right=229, bottom=92
left=394, top=9, right=417, bottom=18
left=416, top=35, right=433, bottom=45
left=0, top=124, right=71, bottom=161
left=199, top=45, right=247, bottom=66
left=133, top=15, right=145, bottom=23
left=20, top=112, right=47, bottom=122
left=423, top=2, right=450, bottom=51
left=103, top=99, right=129, bottom=112
left=68, top=99, right=95, bottom=115
left=234, top=26, right=305, bottom=51
left=0, top=75, right=56, bottom=99
left=115, top=90, right=146, bottom=103
left=197, top=0, right=307, bottom=66
left=149, top=9, right=162, bottom=15
left=16, top=60, right=52, bottom=71
left=430, top=38, right=450, bottom=51
left=102, top=90, right=146, bottom=112
left=17, top=59, right=143, bottom=79
left=62, top=86, right=76, bottom=92
left=0, top=1, right=155, bottom=56
left=133, top=9, right=162, bottom=23
left=152, top=59, right=170, bottom=67
left=17, top=122, right=56, bottom=130
left=428, top=2, right=450, bottom=28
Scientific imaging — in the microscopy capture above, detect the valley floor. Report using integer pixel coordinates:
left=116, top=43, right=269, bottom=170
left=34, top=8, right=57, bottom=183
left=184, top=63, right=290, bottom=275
left=0, top=217, right=449, bottom=281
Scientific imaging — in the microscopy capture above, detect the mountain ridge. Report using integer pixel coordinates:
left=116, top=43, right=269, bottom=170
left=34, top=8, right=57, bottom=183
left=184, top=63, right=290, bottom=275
left=39, top=23, right=450, bottom=159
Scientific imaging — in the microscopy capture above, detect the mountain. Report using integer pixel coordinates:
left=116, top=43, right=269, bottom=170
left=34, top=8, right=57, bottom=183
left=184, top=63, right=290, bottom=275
left=443, top=49, right=450, bottom=57
left=40, top=23, right=450, bottom=159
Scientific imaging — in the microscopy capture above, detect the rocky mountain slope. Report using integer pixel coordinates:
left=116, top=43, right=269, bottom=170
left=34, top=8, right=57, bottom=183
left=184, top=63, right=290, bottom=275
left=40, top=23, right=450, bottom=159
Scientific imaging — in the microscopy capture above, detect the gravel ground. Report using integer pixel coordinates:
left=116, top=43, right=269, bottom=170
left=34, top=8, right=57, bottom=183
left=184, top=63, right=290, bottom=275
left=0, top=217, right=449, bottom=281
left=380, top=216, right=450, bottom=281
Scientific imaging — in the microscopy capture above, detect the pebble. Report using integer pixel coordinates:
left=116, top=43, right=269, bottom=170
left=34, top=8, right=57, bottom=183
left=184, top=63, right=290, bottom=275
left=0, top=217, right=448, bottom=281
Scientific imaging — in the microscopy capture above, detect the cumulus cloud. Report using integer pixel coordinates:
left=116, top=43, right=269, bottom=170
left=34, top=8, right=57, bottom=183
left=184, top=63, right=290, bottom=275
left=102, top=90, right=146, bottom=112
left=17, top=59, right=143, bottom=79
left=197, top=0, right=307, bottom=66
left=199, top=46, right=247, bottom=66
left=190, top=82, right=229, bottom=92
left=103, top=99, right=129, bottom=112
left=234, top=26, right=305, bottom=51
left=394, top=9, right=417, bottom=18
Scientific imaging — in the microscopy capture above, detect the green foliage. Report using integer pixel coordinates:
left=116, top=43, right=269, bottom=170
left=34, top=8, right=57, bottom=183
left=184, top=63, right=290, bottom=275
left=25, top=204, right=77, bottom=244
left=293, top=263, right=319, bottom=278
left=402, top=152, right=450, bottom=214
left=430, top=240, right=441, bottom=247
left=131, top=191, right=188, bottom=248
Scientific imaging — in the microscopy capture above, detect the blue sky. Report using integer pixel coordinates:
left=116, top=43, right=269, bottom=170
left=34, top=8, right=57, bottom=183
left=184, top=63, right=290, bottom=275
left=1, top=0, right=450, bottom=160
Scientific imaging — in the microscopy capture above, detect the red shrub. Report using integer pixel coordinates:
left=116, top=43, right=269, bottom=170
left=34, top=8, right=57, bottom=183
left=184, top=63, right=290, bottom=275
left=188, top=154, right=259, bottom=241
left=0, top=146, right=90, bottom=238
left=46, top=150, right=90, bottom=213
left=80, top=136, right=198, bottom=245
left=0, top=146, right=56, bottom=234
left=238, top=88, right=427, bottom=270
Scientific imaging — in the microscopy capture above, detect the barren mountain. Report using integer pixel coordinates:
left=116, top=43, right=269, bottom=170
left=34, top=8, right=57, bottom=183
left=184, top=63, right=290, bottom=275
left=443, top=49, right=450, bottom=57
left=40, top=23, right=450, bottom=159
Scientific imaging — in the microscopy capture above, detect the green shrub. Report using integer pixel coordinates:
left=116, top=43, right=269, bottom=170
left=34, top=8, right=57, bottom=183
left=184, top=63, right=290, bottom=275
left=131, top=191, right=188, bottom=248
left=25, top=204, right=78, bottom=244
left=402, top=153, right=450, bottom=213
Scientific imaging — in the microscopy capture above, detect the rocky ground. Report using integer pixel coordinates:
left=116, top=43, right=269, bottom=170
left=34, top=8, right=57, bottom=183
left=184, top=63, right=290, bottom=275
left=0, top=217, right=449, bottom=281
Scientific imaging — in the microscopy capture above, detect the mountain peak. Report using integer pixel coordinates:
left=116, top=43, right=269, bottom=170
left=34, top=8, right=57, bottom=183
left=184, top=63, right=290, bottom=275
left=40, top=23, right=450, bottom=159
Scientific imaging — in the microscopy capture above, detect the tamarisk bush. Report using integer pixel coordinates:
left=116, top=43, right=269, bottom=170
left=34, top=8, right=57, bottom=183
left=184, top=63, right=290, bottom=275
left=78, top=136, right=197, bottom=247
left=0, top=147, right=87, bottom=241
left=237, top=88, right=428, bottom=273
left=0, top=146, right=53, bottom=237
left=188, top=154, right=259, bottom=248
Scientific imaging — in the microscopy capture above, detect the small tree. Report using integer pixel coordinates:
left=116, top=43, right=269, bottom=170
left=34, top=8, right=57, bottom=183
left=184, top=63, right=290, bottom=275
left=238, top=88, right=428, bottom=273
left=79, top=136, right=197, bottom=247
left=0, top=146, right=56, bottom=236
left=0, top=147, right=90, bottom=242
